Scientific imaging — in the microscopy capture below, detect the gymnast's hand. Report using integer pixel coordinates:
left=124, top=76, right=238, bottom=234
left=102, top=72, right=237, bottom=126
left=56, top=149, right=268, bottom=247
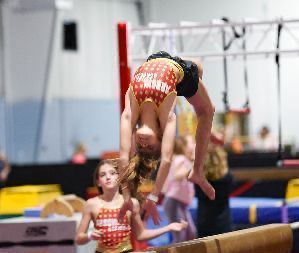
left=88, top=229, right=103, bottom=241
left=118, top=198, right=134, bottom=222
left=188, top=170, right=215, bottom=200
left=142, top=199, right=162, bottom=225
left=168, top=219, right=188, bottom=232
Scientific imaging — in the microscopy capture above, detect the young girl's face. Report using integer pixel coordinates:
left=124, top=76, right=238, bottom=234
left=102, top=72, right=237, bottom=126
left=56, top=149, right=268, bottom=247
left=135, top=125, right=161, bottom=156
left=96, top=164, right=119, bottom=192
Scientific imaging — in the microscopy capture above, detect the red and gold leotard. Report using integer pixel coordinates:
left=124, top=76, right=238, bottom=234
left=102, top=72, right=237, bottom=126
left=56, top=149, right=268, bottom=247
left=130, top=58, right=184, bottom=108
left=95, top=207, right=132, bottom=253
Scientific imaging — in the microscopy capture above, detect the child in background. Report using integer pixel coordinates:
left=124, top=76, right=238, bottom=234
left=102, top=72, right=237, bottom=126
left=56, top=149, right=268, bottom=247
left=195, top=131, right=233, bottom=237
left=76, top=160, right=187, bottom=253
left=71, top=143, right=87, bottom=164
left=251, top=125, right=277, bottom=151
left=162, top=135, right=197, bottom=242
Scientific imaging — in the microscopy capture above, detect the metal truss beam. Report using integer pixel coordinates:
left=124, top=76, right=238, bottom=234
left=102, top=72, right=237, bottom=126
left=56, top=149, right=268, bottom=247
left=128, top=18, right=299, bottom=63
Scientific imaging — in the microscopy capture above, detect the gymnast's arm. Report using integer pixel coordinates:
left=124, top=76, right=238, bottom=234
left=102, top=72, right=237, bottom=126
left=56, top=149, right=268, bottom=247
left=152, top=114, right=176, bottom=197
left=130, top=198, right=187, bottom=240
left=119, top=88, right=139, bottom=201
left=152, top=97, right=177, bottom=197
left=75, top=200, right=93, bottom=245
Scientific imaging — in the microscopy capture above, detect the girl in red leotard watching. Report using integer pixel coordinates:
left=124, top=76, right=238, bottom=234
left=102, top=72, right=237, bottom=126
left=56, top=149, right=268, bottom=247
left=76, top=160, right=187, bottom=253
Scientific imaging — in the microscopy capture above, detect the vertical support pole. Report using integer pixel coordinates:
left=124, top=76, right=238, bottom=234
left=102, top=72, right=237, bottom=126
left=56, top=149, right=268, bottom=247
left=221, top=28, right=229, bottom=112
left=117, top=22, right=130, bottom=113
left=276, top=22, right=283, bottom=161
left=0, top=4, right=8, bottom=155
left=34, top=9, right=57, bottom=162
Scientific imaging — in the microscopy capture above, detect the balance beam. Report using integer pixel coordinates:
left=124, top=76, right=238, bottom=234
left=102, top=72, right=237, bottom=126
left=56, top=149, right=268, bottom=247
left=232, top=167, right=299, bottom=180
left=145, top=224, right=292, bottom=253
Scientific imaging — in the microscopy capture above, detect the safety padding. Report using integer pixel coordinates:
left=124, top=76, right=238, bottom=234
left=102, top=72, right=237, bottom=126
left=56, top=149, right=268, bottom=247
left=0, top=215, right=77, bottom=253
left=40, top=198, right=74, bottom=218
left=145, top=224, right=293, bottom=253
left=0, top=184, right=62, bottom=215
left=286, top=178, right=299, bottom=200
left=22, top=195, right=86, bottom=218
left=58, top=194, right=85, bottom=212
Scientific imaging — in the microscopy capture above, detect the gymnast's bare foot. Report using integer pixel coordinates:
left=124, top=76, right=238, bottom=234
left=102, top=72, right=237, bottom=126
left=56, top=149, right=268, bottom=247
left=188, top=170, right=215, bottom=200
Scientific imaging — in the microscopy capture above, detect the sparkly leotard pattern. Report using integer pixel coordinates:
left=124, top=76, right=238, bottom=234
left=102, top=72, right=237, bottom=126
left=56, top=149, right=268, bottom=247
left=95, top=207, right=132, bottom=252
left=130, top=58, right=184, bottom=108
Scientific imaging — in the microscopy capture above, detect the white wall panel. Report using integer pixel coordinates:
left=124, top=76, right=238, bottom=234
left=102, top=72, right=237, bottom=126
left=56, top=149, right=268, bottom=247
left=0, top=0, right=141, bottom=163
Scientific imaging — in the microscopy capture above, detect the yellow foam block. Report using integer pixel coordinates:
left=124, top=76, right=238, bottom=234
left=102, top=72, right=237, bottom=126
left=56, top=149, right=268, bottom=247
left=286, top=178, right=299, bottom=200
left=0, top=185, right=62, bottom=215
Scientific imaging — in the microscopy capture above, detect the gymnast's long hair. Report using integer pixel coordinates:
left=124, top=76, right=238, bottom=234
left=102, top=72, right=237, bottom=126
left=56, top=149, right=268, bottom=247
left=118, top=154, right=159, bottom=205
